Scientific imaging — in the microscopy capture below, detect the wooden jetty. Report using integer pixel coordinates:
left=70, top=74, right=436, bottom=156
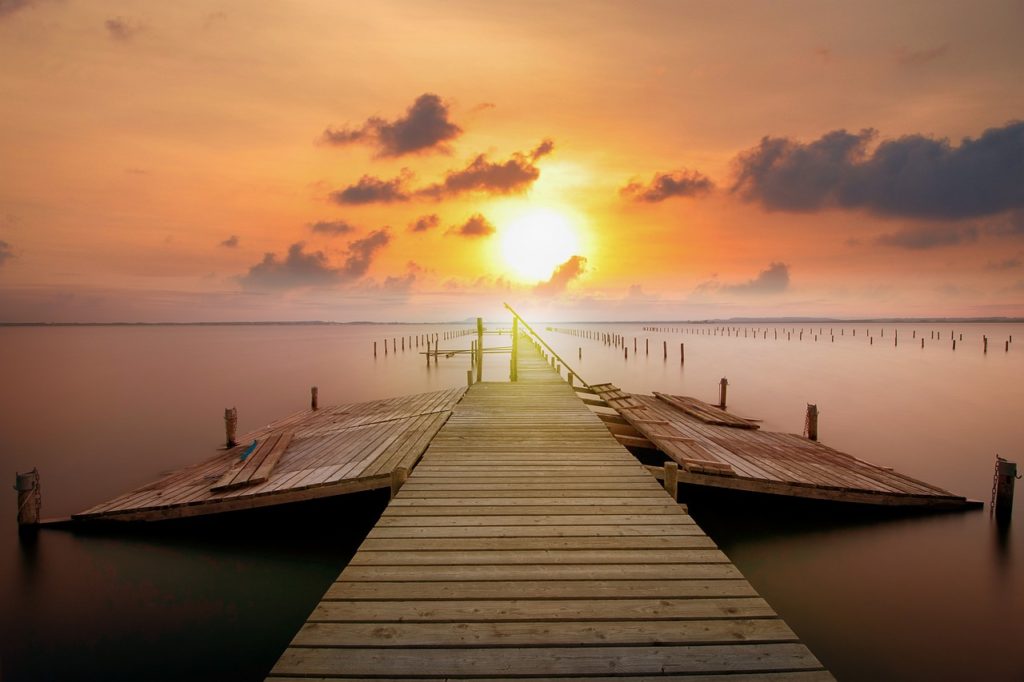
left=269, top=337, right=832, bottom=680
left=590, top=384, right=979, bottom=509
left=74, top=388, right=465, bottom=522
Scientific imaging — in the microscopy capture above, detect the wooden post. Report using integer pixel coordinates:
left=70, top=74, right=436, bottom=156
left=390, top=466, right=409, bottom=499
left=510, top=316, right=519, bottom=382
left=373, top=341, right=377, bottom=357
left=476, top=317, right=483, bottom=383
left=568, top=371, right=574, bottom=387
left=805, top=404, right=818, bottom=441
left=680, top=343, right=684, bottom=364
left=15, top=469, right=41, bottom=527
left=224, top=407, right=238, bottom=448
left=425, top=339, right=431, bottom=365
left=663, top=340, right=667, bottom=359
left=467, top=369, right=473, bottom=386
left=663, top=461, right=679, bottom=500
left=579, top=347, right=582, bottom=359
left=718, top=378, right=728, bottom=409
left=310, top=386, right=318, bottom=410
left=994, top=457, right=1017, bottom=524
left=984, top=336, right=988, bottom=353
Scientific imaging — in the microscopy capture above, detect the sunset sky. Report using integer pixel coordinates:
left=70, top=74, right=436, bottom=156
left=1, top=0, right=1023, bottom=322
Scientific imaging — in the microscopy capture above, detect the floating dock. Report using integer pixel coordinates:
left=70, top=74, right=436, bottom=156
left=591, top=384, right=978, bottom=508
left=74, top=388, right=465, bottom=522
left=268, top=338, right=832, bottom=680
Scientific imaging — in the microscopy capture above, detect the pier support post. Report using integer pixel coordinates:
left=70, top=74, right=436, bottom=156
left=15, top=469, right=41, bottom=527
left=476, top=317, right=484, bottom=383
left=311, top=386, right=318, bottom=411
left=224, top=407, right=238, bottom=448
left=994, top=457, right=1017, bottom=524
left=718, top=378, right=728, bottom=409
left=805, top=404, right=819, bottom=441
left=390, top=466, right=409, bottom=499
left=510, top=316, right=519, bottom=382
left=467, top=369, right=473, bottom=387
left=663, top=461, right=679, bottom=500
left=568, top=372, right=574, bottom=387
left=680, top=343, right=685, bottom=365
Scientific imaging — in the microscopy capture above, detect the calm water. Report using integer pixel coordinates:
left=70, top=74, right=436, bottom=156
left=1, top=322, right=1022, bottom=680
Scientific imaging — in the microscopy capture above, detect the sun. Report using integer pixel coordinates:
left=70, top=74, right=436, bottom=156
left=498, top=208, right=582, bottom=282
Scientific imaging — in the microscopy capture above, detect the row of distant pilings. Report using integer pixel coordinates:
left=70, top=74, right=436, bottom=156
left=371, top=328, right=474, bottom=358
left=548, top=325, right=1014, bottom=354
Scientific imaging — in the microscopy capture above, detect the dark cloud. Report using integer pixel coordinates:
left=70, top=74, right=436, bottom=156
left=341, top=229, right=391, bottom=278
left=330, top=174, right=410, bottom=205
left=0, top=0, right=38, bottom=18
left=419, top=140, right=554, bottom=199
left=875, top=225, right=978, bottom=250
left=535, top=255, right=587, bottom=295
left=0, top=240, right=13, bottom=266
left=320, top=93, right=462, bottom=157
left=896, top=44, right=948, bottom=65
left=986, top=257, right=1022, bottom=271
left=310, top=220, right=356, bottom=236
left=447, top=213, right=496, bottom=238
left=238, top=230, right=390, bottom=290
left=105, top=17, right=143, bottom=41
left=732, top=121, right=1024, bottom=220
left=409, top=214, right=439, bottom=233
left=720, top=262, right=790, bottom=295
left=621, top=169, right=714, bottom=203
left=220, top=235, right=239, bottom=248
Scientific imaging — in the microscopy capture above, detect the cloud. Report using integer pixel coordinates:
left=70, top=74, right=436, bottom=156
left=0, top=240, right=13, bottom=266
left=409, top=214, right=439, bottom=233
left=720, top=262, right=791, bottom=295
left=896, top=44, right=948, bottom=65
left=535, top=255, right=587, bottom=295
left=621, top=169, right=714, bottom=203
left=104, top=17, right=143, bottom=41
left=875, top=225, right=977, bottom=250
left=238, top=230, right=390, bottom=290
left=0, top=0, right=42, bottom=18
left=310, top=220, right=356, bottom=236
left=447, top=213, right=496, bottom=238
left=220, top=235, right=239, bottom=248
left=320, top=93, right=462, bottom=157
left=330, top=173, right=410, bottom=205
left=731, top=121, right=1024, bottom=220
left=986, top=257, right=1022, bottom=271
left=418, top=140, right=554, bottom=199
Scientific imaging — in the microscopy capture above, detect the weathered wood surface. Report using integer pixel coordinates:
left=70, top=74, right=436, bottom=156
left=593, top=384, right=975, bottom=508
left=74, top=387, right=466, bottom=522
left=269, top=340, right=831, bottom=680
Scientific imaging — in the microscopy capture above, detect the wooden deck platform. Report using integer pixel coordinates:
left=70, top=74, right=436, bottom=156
left=592, top=384, right=978, bottom=508
left=269, top=339, right=832, bottom=680
left=74, top=387, right=466, bottom=522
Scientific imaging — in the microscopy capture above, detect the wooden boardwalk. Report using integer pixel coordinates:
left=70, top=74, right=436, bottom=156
left=592, top=384, right=977, bottom=508
left=74, top=388, right=465, bottom=522
left=269, top=340, right=831, bottom=679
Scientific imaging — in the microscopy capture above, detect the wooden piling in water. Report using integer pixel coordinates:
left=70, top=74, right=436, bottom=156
left=994, top=457, right=1017, bottom=524
left=224, top=407, right=238, bottom=448
left=466, top=369, right=473, bottom=387
left=373, top=341, right=377, bottom=357
left=476, top=317, right=484, bottom=383
left=718, top=377, right=728, bottom=409
left=680, top=343, right=684, bottom=364
left=806, top=404, right=819, bottom=441
left=15, top=469, right=41, bottom=527
left=510, top=316, right=519, bottom=382
left=311, top=386, right=318, bottom=411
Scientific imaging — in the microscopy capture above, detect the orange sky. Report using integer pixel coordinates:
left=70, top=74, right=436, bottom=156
left=1, top=1, right=1023, bottom=322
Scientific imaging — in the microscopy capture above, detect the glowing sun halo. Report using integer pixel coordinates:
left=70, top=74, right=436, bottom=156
left=499, top=208, right=581, bottom=282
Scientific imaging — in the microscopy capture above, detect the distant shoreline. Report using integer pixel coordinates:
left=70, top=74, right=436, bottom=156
left=2, top=317, right=1023, bottom=327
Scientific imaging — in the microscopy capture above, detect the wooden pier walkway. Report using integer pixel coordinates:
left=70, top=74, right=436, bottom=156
left=74, top=388, right=465, bottom=522
left=269, top=339, right=831, bottom=680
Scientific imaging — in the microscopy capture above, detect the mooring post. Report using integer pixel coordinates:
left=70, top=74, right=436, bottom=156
left=311, top=386, right=318, bottom=411
left=719, top=378, right=728, bottom=409
left=568, top=371, right=574, bottom=386
left=15, top=468, right=41, bottom=527
left=466, top=369, right=473, bottom=387
left=994, top=457, right=1018, bottom=523
left=373, top=341, right=377, bottom=357
left=476, top=317, right=484, bottom=383
left=510, top=316, right=519, bottom=381
left=680, top=343, right=685, bottom=364
left=390, top=466, right=409, bottom=499
left=664, top=461, right=679, bottom=500
left=984, top=336, right=988, bottom=353
left=663, top=340, right=667, bottom=359
left=224, top=407, right=238, bottom=448
left=805, top=404, right=819, bottom=441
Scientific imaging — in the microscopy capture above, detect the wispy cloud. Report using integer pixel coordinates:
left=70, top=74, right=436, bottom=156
left=219, top=235, right=239, bottom=248
left=104, top=16, right=144, bottom=41
left=621, top=169, right=714, bottom=203
left=875, top=225, right=977, bottom=250
left=409, top=214, right=439, bottom=233
left=320, top=93, right=462, bottom=157
left=447, top=213, right=495, bottom=238
left=535, top=255, right=587, bottom=295
left=309, top=220, right=357, bottom=236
